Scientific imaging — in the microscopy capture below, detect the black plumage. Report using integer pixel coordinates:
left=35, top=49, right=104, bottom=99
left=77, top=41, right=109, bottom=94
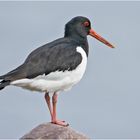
left=0, top=38, right=83, bottom=81
left=0, top=16, right=90, bottom=90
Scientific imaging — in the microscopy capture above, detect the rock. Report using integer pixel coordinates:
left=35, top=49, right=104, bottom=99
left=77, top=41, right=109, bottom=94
left=21, top=123, right=89, bottom=139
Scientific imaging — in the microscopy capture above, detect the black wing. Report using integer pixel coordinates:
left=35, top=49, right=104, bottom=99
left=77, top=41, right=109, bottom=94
left=0, top=38, right=82, bottom=82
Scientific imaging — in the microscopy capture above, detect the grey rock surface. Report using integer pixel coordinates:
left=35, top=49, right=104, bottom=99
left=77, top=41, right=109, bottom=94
left=21, top=123, right=89, bottom=139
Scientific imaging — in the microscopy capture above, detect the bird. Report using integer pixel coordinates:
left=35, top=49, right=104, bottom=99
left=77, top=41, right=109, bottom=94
left=0, top=16, right=114, bottom=126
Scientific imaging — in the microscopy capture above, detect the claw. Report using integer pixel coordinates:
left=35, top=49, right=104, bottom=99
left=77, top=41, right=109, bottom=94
left=51, top=120, right=69, bottom=127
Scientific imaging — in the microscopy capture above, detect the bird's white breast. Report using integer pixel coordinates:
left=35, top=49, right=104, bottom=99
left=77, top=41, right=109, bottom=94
left=11, top=47, right=87, bottom=94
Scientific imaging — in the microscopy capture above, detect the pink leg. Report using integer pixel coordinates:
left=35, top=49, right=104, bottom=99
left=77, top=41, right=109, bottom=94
left=52, top=92, right=69, bottom=126
left=44, top=93, right=53, bottom=122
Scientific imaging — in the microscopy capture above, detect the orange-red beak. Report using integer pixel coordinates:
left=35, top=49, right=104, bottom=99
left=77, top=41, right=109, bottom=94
left=89, top=29, right=115, bottom=48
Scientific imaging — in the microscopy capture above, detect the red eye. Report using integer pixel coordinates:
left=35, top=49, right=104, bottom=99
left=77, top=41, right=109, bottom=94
left=84, top=21, right=89, bottom=27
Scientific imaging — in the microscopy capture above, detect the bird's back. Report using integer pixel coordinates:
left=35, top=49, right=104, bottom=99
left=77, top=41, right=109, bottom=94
left=0, top=37, right=84, bottom=91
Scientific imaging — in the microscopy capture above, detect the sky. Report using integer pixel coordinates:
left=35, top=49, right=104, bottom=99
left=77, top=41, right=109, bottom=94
left=0, top=1, right=140, bottom=139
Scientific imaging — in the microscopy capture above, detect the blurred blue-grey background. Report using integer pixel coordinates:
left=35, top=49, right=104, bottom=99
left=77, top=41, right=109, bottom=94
left=0, top=1, right=140, bottom=139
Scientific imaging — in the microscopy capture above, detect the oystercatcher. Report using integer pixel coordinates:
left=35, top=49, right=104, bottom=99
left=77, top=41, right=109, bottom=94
left=0, top=16, right=114, bottom=126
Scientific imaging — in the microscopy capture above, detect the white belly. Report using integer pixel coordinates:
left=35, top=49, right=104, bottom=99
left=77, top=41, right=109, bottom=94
left=11, top=47, right=87, bottom=93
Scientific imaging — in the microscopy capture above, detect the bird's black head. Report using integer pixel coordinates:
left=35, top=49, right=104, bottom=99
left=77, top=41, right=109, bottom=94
left=64, top=16, right=91, bottom=39
left=64, top=16, right=115, bottom=48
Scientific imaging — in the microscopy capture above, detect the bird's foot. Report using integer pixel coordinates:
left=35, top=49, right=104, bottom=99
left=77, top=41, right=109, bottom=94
left=51, top=120, right=69, bottom=126
left=51, top=119, right=65, bottom=123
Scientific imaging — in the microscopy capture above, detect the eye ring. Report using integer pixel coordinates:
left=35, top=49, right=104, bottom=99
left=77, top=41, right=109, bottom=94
left=84, top=21, right=90, bottom=27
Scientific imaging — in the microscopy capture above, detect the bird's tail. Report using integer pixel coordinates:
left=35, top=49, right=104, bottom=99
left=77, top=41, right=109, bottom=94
left=0, top=76, right=10, bottom=90
left=0, top=64, right=26, bottom=90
